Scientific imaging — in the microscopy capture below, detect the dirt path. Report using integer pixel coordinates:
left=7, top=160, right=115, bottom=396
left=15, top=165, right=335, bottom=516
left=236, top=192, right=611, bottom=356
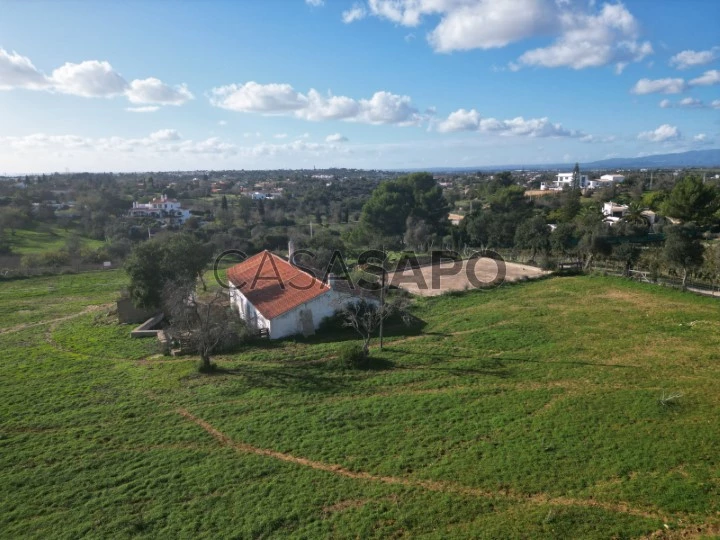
left=0, top=303, right=112, bottom=336
left=176, top=406, right=687, bottom=525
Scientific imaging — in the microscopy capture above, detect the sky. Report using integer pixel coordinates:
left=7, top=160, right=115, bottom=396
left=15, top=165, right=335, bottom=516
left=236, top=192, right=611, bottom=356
left=0, top=0, right=718, bottom=173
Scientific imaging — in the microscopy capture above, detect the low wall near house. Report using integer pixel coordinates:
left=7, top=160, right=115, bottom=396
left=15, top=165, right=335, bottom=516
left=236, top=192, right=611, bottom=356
left=130, top=313, right=164, bottom=338
left=117, top=298, right=154, bottom=324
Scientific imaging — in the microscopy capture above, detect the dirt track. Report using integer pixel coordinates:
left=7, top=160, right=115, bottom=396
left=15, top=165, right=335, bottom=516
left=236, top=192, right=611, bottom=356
left=388, top=258, right=547, bottom=296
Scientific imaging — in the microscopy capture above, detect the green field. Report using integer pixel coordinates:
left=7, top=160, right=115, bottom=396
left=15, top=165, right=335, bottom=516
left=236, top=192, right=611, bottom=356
left=4, top=226, right=104, bottom=255
left=1, top=272, right=719, bottom=538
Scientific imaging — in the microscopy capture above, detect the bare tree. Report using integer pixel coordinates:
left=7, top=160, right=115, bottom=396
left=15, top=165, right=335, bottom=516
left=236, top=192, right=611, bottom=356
left=341, top=297, right=409, bottom=359
left=163, top=281, right=246, bottom=372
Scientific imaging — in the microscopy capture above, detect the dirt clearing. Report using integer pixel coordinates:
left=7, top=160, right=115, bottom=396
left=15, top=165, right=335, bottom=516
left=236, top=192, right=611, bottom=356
left=388, top=258, right=547, bottom=296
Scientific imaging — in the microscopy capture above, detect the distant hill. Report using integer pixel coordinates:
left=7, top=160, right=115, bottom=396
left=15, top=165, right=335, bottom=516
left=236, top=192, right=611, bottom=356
left=403, top=149, right=720, bottom=173
left=584, top=149, right=720, bottom=169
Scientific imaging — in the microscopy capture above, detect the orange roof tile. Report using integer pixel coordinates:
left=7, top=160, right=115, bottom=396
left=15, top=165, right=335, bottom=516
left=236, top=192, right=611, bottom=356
left=227, top=251, right=331, bottom=319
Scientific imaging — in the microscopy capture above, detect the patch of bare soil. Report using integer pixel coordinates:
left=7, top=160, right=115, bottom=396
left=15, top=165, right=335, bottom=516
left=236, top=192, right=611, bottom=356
left=388, top=259, right=547, bottom=296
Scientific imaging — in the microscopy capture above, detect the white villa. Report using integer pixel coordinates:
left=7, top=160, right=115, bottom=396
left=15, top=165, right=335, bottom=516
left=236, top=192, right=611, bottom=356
left=541, top=172, right=626, bottom=191
left=541, top=172, right=590, bottom=191
left=128, top=195, right=192, bottom=226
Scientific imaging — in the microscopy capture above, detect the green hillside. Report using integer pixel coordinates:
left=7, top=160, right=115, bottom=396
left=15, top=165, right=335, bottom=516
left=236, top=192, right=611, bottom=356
left=1, top=273, right=718, bottom=538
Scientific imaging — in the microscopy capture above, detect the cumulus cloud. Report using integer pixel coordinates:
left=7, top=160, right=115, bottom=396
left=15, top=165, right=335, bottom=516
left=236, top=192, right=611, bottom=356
left=126, top=106, right=160, bottom=113
left=430, top=0, right=557, bottom=52
left=0, top=47, right=192, bottom=109
left=342, top=3, right=367, bottom=23
left=50, top=60, right=127, bottom=98
left=210, top=82, right=424, bottom=126
left=274, top=133, right=288, bottom=139
left=305, top=0, right=324, bottom=5
left=669, top=47, right=718, bottom=69
left=517, top=3, right=652, bottom=70
left=659, top=97, right=706, bottom=109
left=637, top=124, right=681, bottom=142
left=0, top=48, right=50, bottom=90
left=357, top=1, right=650, bottom=71
left=631, top=77, right=687, bottom=94
left=149, top=129, right=182, bottom=141
left=689, top=69, right=720, bottom=86
left=693, top=133, right=707, bottom=142
left=713, top=100, right=720, bottom=110
left=209, top=82, right=306, bottom=112
left=126, top=78, right=193, bottom=105
left=326, top=133, right=348, bottom=143
left=436, top=108, right=581, bottom=138
left=0, top=131, right=237, bottom=157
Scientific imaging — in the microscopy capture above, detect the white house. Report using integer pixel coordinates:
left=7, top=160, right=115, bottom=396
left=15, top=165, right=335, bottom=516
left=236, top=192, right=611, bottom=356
left=600, top=174, right=625, bottom=183
left=227, top=250, right=376, bottom=339
left=541, top=172, right=590, bottom=191
left=602, top=201, right=629, bottom=224
left=129, top=195, right=192, bottom=226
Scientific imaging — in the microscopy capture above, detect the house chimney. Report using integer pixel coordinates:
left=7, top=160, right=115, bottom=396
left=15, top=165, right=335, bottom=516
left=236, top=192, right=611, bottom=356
left=288, top=239, right=295, bottom=263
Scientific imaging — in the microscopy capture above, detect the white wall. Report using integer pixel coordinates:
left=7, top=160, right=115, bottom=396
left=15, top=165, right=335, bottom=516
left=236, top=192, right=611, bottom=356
left=229, top=286, right=349, bottom=340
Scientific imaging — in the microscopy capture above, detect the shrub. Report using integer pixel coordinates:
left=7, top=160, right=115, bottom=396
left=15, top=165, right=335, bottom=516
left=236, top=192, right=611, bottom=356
left=333, top=342, right=368, bottom=370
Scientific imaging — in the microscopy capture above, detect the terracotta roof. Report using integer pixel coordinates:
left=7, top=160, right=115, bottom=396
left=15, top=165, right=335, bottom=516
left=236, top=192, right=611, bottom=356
left=227, top=251, right=331, bottom=320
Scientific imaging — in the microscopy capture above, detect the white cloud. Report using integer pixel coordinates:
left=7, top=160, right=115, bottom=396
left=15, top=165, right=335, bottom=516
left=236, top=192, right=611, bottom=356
left=210, top=82, right=423, bottom=126
left=342, top=3, right=367, bottom=23
left=637, top=124, right=681, bottom=142
left=50, top=60, right=128, bottom=98
left=0, top=131, right=239, bottom=158
left=274, top=133, right=288, bottom=139
left=693, top=133, right=707, bottom=142
left=209, top=81, right=306, bottom=112
left=430, top=0, right=557, bottom=52
left=0, top=48, right=193, bottom=109
left=362, top=1, right=650, bottom=71
left=437, top=108, right=581, bottom=138
left=669, top=47, right=718, bottom=69
left=218, top=120, right=227, bottom=126
left=0, top=48, right=50, bottom=90
left=326, top=133, right=348, bottom=143
left=579, top=134, right=616, bottom=143
left=631, top=77, right=686, bottom=94
left=518, top=4, right=653, bottom=70
left=678, top=97, right=703, bottom=108
left=712, top=100, right=720, bottom=110
left=126, top=106, right=160, bottom=113
left=659, top=97, right=706, bottom=109
left=126, top=78, right=193, bottom=105
left=149, top=129, right=182, bottom=141
left=689, top=69, right=720, bottom=86
left=437, top=108, right=482, bottom=133
left=306, top=0, right=324, bottom=6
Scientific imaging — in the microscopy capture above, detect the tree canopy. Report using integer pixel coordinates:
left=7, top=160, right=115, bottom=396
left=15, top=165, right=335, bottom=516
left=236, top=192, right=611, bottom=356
left=358, top=173, right=450, bottom=242
left=125, top=233, right=213, bottom=309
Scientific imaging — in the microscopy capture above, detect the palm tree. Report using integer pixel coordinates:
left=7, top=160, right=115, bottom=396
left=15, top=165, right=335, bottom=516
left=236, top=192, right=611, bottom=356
left=622, top=202, right=649, bottom=227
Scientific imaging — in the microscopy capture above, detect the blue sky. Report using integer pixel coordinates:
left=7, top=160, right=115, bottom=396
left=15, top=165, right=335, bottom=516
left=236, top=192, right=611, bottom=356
left=0, top=0, right=718, bottom=173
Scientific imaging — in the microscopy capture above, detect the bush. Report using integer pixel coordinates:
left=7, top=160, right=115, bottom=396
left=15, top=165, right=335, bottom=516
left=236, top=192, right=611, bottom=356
left=333, top=342, right=368, bottom=370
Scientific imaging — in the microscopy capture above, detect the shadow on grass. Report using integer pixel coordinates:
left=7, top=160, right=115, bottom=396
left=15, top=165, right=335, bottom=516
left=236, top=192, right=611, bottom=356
left=201, top=363, right=350, bottom=394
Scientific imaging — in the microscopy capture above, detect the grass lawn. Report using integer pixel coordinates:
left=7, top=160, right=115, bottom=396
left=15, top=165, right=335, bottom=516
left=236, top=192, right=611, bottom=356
left=1, top=272, right=719, bottom=538
left=4, top=226, right=104, bottom=255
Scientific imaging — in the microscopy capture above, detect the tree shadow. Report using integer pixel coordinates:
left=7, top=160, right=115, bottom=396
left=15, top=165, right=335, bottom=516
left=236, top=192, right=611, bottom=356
left=208, top=363, right=349, bottom=394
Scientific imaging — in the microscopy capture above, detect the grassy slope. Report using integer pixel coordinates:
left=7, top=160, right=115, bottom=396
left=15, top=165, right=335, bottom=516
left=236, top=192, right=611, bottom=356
left=4, top=226, right=104, bottom=255
left=0, top=273, right=718, bottom=538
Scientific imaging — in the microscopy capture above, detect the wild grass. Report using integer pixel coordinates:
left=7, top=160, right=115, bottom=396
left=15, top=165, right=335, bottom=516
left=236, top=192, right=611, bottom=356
left=0, top=273, right=718, bottom=538
left=4, top=226, right=104, bottom=255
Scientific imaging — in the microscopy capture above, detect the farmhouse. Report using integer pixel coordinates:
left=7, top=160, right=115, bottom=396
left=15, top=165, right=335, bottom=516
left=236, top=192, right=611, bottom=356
left=129, top=195, right=191, bottom=226
left=227, top=250, right=373, bottom=339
